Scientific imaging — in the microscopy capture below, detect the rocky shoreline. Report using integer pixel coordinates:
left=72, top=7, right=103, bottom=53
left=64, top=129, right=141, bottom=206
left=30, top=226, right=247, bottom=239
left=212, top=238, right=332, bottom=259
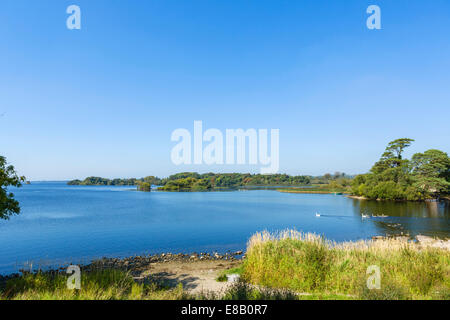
left=2, top=234, right=449, bottom=288
left=0, top=250, right=245, bottom=286
left=371, top=234, right=450, bottom=250
left=84, top=250, right=244, bottom=272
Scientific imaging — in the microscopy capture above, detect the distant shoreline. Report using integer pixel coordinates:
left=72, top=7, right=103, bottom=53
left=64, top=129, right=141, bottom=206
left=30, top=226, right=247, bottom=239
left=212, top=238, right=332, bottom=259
left=277, top=189, right=349, bottom=195
left=2, top=234, right=448, bottom=300
left=345, top=195, right=368, bottom=200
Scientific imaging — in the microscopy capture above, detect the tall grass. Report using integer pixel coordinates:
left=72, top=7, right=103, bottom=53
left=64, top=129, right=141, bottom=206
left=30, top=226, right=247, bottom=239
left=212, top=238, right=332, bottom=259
left=1, top=269, right=188, bottom=300
left=2, top=232, right=448, bottom=300
left=243, top=230, right=450, bottom=300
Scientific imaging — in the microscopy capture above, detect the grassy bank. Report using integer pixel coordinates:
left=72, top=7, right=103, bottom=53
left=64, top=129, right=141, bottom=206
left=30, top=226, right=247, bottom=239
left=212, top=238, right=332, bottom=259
left=0, top=269, right=354, bottom=300
left=0, top=269, right=189, bottom=300
left=277, top=186, right=349, bottom=195
left=278, top=189, right=345, bottom=194
left=242, top=231, right=450, bottom=300
left=2, top=233, right=449, bottom=300
left=0, top=268, right=308, bottom=300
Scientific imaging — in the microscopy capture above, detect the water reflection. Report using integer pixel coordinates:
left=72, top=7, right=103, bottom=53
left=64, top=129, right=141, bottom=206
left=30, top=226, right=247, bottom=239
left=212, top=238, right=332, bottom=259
left=351, top=199, right=450, bottom=238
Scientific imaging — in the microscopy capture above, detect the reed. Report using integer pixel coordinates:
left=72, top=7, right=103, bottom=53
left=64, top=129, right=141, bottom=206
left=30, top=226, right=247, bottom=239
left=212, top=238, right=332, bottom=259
left=242, top=230, right=450, bottom=300
left=1, top=269, right=188, bottom=300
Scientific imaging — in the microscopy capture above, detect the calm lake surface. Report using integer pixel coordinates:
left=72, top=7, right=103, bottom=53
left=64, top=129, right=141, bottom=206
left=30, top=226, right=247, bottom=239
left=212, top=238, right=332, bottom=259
left=1, top=182, right=449, bottom=274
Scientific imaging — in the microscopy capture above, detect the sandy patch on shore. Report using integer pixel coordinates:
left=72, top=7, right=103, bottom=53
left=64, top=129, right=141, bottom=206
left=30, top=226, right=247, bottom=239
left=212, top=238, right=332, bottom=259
left=416, top=235, right=450, bottom=250
left=345, top=195, right=368, bottom=200
left=137, top=260, right=241, bottom=295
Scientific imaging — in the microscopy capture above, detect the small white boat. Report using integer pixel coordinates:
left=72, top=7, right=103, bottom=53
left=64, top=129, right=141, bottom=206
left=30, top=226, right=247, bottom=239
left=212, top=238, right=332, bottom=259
left=361, top=214, right=370, bottom=219
left=315, top=213, right=321, bottom=217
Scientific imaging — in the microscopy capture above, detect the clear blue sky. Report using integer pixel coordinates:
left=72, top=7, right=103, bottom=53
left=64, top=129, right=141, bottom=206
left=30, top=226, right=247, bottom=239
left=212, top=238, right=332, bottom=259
left=1, top=0, right=449, bottom=180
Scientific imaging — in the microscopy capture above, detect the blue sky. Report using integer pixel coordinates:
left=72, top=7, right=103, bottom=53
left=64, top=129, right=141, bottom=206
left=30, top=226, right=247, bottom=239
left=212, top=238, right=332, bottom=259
left=1, top=0, right=449, bottom=180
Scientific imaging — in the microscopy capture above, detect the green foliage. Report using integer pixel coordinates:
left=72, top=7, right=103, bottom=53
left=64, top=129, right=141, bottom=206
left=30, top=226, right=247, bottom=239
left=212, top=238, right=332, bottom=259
left=161, top=173, right=311, bottom=188
left=159, top=177, right=207, bottom=191
left=141, top=176, right=162, bottom=185
left=369, top=181, right=405, bottom=200
left=359, top=283, right=408, bottom=300
left=243, top=231, right=450, bottom=300
left=411, top=149, right=450, bottom=195
left=327, top=179, right=352, bottom=192
left=311, top=172, right=352, bottom=185
left=2, top=269, right=188, bottom=300
left=158, top=173, right=311, bottom=191
left=371, top=138, right=415, bottom=174
left=137, top=182, right=151, bottom=192
left=0, top=156, right=25, bottom=220
left=351, top=139, right=450, bottom=200
left=220, top=282, right=299, bottom=300
left=68, top=176, right=162, bottom=187
left=68, top=173, right=311, bottom=192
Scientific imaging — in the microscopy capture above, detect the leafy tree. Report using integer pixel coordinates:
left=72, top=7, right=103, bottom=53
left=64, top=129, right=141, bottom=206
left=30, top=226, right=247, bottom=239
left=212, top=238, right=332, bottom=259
left=137, top=182, right=151, bottom=192
left=411, top=149, right=450, bottom=179
left=411, top=149, right=450, bottom=195
left=142, top=176, right=161, bottom=185
left=371, top=138, right=414, bottom=173
left=0, top=156, right=25, bottom=220
left=385, top=138, right=415, bottom=159
left=351, top=139, right=449, bottom=201
left=369, top=181, right=404, bottom=200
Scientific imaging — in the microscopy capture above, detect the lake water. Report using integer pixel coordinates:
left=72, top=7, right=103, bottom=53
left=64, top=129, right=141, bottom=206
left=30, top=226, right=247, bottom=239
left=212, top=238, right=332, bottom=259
left=1, top=182, right=449, bottom=274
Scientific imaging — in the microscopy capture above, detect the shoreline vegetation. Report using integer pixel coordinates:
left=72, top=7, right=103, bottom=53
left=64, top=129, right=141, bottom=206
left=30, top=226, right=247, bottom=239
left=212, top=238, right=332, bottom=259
left=277, top=185, right=350, bottom=195
left=1, top=232, right=448, bottom=300
left=68, top=173, right=315, bottom=192
left=243, top=231, right=450, bottom=300
left=66, top=139, right=450, bottom=202
left=67, top=172, right=355, bottom=194
left=350, top=138, right=450, bottom=201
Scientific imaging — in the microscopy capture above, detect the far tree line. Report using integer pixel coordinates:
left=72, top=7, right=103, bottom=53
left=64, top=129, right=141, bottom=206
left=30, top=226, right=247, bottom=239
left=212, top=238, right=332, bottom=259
left=68, top=173, right=313, bottom=192
left=1, top=138, right=449, bottom=219
left=67, top=139, right=450, bottom=199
